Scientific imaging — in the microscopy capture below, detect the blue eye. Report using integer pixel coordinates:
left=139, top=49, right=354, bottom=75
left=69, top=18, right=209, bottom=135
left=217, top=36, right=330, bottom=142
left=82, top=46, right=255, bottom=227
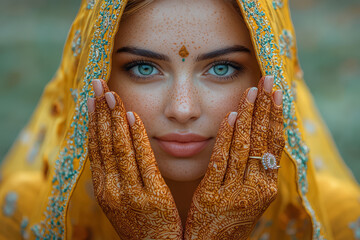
left=130, top=64, right=159, bottom=76
left=208, top=64, right=236, bottom=77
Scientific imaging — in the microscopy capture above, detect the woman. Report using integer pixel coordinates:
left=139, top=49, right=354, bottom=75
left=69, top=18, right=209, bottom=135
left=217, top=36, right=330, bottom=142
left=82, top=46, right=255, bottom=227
left=0, top=0, right=359, bottom=239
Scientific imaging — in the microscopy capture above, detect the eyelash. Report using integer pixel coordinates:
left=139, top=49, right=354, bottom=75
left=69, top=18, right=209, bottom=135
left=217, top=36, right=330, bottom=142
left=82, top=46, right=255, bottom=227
left=123, top=60, right=162, bottom=81
left=122, top=59, right=245, bottom=82
left=206, top=60, right=245, bottom=82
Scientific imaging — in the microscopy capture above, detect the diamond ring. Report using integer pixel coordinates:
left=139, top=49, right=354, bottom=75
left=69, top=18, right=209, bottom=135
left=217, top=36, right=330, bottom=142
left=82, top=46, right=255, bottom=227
left=249, top=153, right=280, bottom=170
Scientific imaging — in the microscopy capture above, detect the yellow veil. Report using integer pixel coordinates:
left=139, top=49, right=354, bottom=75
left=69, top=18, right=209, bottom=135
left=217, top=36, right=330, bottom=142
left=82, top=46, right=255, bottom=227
left=1, top=0, right=359, bottom=239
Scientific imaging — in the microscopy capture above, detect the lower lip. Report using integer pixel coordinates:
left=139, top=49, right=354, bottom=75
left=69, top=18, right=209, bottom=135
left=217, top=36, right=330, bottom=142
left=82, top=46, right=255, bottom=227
left=156, top=139, right=211, bottom=157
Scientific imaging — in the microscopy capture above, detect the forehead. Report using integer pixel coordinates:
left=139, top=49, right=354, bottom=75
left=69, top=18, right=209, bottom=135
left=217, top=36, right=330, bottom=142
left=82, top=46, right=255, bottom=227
left=115, top=0, right=252, bottom=52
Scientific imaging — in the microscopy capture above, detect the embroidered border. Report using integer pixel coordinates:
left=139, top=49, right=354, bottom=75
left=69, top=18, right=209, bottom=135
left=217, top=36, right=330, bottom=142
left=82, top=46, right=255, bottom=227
left=31, top=1, right=125, bottom=239
left=237, top=0, right=324, bottom=239
left=272, top=0, right=284, bottom=10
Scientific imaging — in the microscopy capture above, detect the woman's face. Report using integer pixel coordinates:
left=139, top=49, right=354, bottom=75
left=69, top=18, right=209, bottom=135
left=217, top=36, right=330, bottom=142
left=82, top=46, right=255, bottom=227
left=109, top=0, right=261, bottom=182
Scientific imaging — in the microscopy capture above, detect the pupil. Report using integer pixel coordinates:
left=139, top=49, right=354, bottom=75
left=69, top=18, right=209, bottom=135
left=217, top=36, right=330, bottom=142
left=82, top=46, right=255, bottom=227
left=214, top=65, right=228, bottom=76
left=139, top=65, right=153, bottom=75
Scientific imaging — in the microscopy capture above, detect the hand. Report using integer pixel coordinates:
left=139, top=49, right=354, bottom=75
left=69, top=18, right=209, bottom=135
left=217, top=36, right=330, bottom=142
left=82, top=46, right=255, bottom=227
left=184, top=76, right=285, bottom=240
left=87, top=79, right=183, bottom=240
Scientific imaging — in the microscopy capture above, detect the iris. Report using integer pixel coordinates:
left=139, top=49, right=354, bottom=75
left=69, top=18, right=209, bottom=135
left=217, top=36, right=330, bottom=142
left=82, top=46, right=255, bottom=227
left=138, top=64, right=154, bottom=75
left=213, top=64, right=229, bottom=76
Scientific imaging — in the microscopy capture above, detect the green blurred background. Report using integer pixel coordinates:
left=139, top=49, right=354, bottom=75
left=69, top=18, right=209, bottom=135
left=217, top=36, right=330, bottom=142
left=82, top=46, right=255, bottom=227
left=0, top=0, right=359, bottom=181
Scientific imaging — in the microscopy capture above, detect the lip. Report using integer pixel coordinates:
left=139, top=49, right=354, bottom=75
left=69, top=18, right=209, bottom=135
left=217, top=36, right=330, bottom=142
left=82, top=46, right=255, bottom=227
left=155, top=133, right=211, bottom=157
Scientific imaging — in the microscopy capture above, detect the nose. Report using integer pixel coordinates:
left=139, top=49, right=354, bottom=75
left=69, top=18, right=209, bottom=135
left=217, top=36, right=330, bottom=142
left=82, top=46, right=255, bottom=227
left=164, top=77, right=201, bottom=124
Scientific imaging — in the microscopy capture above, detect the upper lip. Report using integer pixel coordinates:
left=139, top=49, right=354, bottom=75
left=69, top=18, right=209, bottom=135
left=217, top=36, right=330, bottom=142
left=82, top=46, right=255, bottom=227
left=155, top=133, right=210, bottom=143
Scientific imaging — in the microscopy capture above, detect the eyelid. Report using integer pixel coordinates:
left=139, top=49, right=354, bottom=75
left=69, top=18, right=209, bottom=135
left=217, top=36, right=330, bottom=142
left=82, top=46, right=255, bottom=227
left=203, top=60, right=244, bottom=75
left=124, top=60, right=163, bottom=73
left=123, top=60, right=165, bottom=81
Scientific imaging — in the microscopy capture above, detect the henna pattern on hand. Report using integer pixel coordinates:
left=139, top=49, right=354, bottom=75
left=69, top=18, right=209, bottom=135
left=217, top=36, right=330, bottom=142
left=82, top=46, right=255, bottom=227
left=88, top=80, right=183, bottom=240
left=184, top=77, right=285, bottom=240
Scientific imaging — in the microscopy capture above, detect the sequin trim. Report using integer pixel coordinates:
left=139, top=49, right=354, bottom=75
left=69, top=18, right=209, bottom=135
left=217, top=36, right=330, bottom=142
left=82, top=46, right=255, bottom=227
left=87, top=0, right=96, bottom=10
left=349, top=217, right=360, bottom=240
left=272, top=0, right=284, bottom=10
left=2, top=191, right=17, bottom=217
left=71, top=30, right=81, bottom=57
left=21, top=217, right=29, bottom=239
left=31, top=1, right=125, bottom=239
left=238, top=0, right=324, bottom=238
left=70, top=88, right=78, bottom=103
left=279, top=29, right=293, bottom=59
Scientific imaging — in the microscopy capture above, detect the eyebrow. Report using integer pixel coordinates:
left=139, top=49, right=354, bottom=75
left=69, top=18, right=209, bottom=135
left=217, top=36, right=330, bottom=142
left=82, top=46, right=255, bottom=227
left=116, top=47, right=170, bottom=61
left=116, top=45, right=251, bottom=62
left=196, top=45, right=251, bottom=61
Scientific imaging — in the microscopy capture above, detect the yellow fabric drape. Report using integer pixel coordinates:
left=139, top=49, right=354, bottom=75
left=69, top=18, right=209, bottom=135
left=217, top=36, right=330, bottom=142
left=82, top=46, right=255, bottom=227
left=0, top=0, right=359, bottom=239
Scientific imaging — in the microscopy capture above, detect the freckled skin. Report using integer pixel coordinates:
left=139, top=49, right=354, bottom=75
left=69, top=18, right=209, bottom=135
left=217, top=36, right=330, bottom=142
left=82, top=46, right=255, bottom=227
left=109, top=0, right=261, bottom=182
left=99, top=0, right=285, bottom=234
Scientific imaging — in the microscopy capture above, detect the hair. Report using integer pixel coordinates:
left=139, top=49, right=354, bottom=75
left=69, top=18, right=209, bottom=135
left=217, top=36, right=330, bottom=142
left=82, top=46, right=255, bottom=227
left=122, top=0, right=243, bottom=19
left=122, top=0, right=154, bottom=18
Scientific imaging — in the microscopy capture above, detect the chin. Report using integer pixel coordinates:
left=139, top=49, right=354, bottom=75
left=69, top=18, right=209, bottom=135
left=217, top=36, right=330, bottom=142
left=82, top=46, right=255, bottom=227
left=159, top=161, right=207, bottom=182
left=150, top=138, right=215, bottom=182
left=155, top=153, right=214, bottom=182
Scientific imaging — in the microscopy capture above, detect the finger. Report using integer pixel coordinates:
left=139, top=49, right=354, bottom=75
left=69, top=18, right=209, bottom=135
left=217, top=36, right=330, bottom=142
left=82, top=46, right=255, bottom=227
left=108, top=92, right=142, bottom=187
left=246, top=76, right=273, bottom=181
left=87, top=97, right=106, bottom=195
left=93, top=79, right=111, bottom=98
left=266, top=90, right=285, bottom=188
left=224, top=88, right=256, bottom=184
left=95, top=92, right=119, bottom=179
left=201, top=112, right=234, bottom=191
left=129, top=112, right=168, bottom=192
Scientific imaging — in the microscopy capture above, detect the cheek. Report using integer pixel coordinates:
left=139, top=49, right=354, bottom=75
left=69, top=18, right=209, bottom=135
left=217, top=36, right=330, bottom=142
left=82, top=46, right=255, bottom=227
left=205, top=86, right=245, bottom=122
left=110, top=83, right=163, bottom=134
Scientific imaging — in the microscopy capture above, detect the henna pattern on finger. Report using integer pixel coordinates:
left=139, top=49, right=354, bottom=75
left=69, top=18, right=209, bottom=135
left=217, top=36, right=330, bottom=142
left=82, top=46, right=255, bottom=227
left=110, top=92, right=142, bottom=188
left=88, top=80, right=182, bottom=239
left=88, top=110, right=106, bottom=207
left=225, top=90, right=254, bottom=184
left=267, top=96, right=285, bottom=185
left=248, top=77, right=272, bottom=171
left=185, top=79, right=285, bottom=240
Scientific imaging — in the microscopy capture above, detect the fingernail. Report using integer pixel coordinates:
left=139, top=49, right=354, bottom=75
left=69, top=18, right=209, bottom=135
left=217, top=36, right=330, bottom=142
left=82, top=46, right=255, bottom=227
left=105, top=92, right=116, bottom=109
left=92, top=79, right=103, bottom=97
left=227, top=112, right=238, bottom=127
left=247, top=87, right=258, bottom=103
left=264, top=75, right=274, bottom=93
left=87, top=98, right=95, bottom=113
left=274, top=90, right=283, bottom=106
left=126, top=111, right=135, bottom=127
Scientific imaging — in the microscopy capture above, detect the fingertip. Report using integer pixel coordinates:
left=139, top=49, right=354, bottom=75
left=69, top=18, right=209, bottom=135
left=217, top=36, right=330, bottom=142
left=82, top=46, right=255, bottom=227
left=227, top=112, right=238, bottom=127
left=126, top=111, right=135, bottom=127
left=274, top=90, right=283, bottom=106
left=247, top=87, right=258, bottom=104
left=105, top=92, right=116, bottom=109
left=92, top=79, right=103, bottom=97
left=264, top=75, right=274, bottom=93
left=87, top=97, right=95, bottom=113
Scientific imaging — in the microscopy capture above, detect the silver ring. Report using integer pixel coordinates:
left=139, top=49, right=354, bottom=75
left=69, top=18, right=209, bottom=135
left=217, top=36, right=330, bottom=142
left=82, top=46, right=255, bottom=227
left=249, top=153, right=280, bottom=170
